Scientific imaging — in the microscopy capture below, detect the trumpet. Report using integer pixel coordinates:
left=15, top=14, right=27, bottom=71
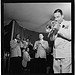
left=51, top=21, right=60, bottom=29
left=46, top=20, right=60, bottom=41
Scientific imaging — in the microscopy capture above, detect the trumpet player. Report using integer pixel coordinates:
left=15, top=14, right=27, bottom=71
left=53, top=9, right=71, bottom=73
left=46, top=9, right=71, bottom=73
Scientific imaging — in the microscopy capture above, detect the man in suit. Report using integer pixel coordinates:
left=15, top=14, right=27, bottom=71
left=10, top=34, right=23, bottom=73
left=52, top=9, right=71, bottom=73
left=34, top=34, right=49, bottom=59
left=32, top=34, right=49, bottom=73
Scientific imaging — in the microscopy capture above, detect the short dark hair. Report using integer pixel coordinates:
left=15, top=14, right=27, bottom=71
left=54, top=9, right=63, bottom=15
left=15, top=33, right=21, bottom=39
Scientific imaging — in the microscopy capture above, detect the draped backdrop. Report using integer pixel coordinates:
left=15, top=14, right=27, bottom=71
left=4, top=20, right=13, bottom=52
left=12, top=20, right=52, bottom=44
left=13, top=20, right=40, bottom=44
left=4, top=20, right=54, bottom=53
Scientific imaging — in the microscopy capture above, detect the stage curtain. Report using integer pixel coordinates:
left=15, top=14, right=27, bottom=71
left=13, top=21, right=24, bottom=40
left=13, top=20, right=39, bottom=44
left=13, top=20, right=54, bottom=48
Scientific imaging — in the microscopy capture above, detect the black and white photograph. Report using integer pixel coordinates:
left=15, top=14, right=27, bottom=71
left=2, top=2, right=73, bottom=75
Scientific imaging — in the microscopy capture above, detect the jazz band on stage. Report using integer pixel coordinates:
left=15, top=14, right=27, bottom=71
left=10, top=9, right=71, bottom=74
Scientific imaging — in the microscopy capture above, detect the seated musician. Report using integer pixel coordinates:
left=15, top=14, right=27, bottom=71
left=22, top=39, right=32, bottom=72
